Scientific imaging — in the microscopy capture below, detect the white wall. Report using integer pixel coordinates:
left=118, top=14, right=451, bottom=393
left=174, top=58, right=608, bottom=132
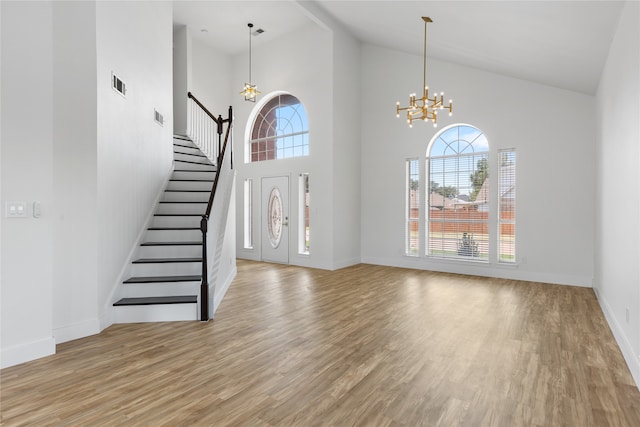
left=328, top=14, right=361, bottom=269
left=1, top=1, right=175, bottom=367
left=289, top=0, right=362, bottom=270
left=173, top=29, right=233, bottom=136
left=595, top=0, right=640, bottom=386
left=1, top=1, right=56, bottom=367
left=51, top=0, right=99, bottom=344
left=213, top=182, right=237, bottom=314
left=2, top=1, right=235, bottom=367
left=191, top=38, right=233, bottom=121
left=206, top=148, right=236, bottom=317
left=95, top=1, right=174, bottom=324
left=361, top=44, right=596, bottom=287
left=234, top=24, right=335, bottom=270
left=173, top=25, right=191, bottom=136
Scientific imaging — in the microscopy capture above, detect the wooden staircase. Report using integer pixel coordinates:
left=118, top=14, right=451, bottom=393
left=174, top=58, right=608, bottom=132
left=113, top=136, right=215, bottom=322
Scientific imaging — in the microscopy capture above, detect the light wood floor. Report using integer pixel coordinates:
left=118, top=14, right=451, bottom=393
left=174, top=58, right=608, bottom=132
left=2, top=261, right=639, bottom=426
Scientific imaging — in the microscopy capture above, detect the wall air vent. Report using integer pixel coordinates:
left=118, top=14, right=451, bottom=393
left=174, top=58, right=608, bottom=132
left=154, top=109, right=164, bottom=126
left=112, top=73, right=126, bottom=97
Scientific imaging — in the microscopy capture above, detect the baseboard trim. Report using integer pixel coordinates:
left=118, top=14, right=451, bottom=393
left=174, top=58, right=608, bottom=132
left=1, top=337, right=56, bottom=369
left=213, top=264, right=237, bottom=316
left=98, top=307, right=112, bottom=332
left=53, top=318, right=101, bottom=344
left=361, top=256, right=593, bottom=288
left=332, top=257, right=361, bottom=271
left=594, top=287, right=640, bottom=390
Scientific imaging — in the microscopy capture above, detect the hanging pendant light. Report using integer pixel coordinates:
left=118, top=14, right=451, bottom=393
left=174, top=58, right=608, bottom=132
left=240, top=23, right=260, bottom=102
left=396, top=17, right=453, bottom=128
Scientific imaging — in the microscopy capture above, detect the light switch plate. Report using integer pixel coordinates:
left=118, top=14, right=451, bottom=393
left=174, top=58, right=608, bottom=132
left=6, top=201, right=27, bottom=218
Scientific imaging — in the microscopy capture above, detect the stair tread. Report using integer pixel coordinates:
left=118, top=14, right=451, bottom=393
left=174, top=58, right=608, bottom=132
left=173, top=143, right=197, bottom=149
left=140, top=241, right=202, bottom=246
left=123, top=275, right=201, bottom=284
left=170, top=178, right=214, bottom=182
left=174, top=151, right=207, bottom=158
left=114, top=295, right=198, bottom=306
left=133, top=257, right=202, bottom=264
left=174, top=159, right=214, bottom=167
left=174, top=169, right=216, bottom=173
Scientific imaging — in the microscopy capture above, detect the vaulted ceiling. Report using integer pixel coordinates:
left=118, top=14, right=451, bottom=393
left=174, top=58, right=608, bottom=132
left=172, top=1, right=626, bottom=95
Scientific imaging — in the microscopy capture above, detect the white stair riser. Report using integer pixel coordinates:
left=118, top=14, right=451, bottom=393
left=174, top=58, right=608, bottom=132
left=120, top=281, right=200, bottom=298
left=173, top=139, right=197, bottom=146
left=174, top=152, right=210, bottom=164
left=172, top=170, right=216, bottom=180
left=167, top=180, right=213, bottom=191
left=114, top=304, right=198, bottom=323
left=157, top=203, right=207, bottom=215
left=137, top=245, right=203, bottom=259
left=173, top=137, right=195, bottom=145
left=151, top=215, right=201, bottom=228
left=173, top=145, right=200, bottom=153
left=173, top=161, right=216, bottom=171
left=162, top=192, right=210, bottom=202
left=145, top=229, right=201, bottom=241
left=130, top=262, right=202, bottom=277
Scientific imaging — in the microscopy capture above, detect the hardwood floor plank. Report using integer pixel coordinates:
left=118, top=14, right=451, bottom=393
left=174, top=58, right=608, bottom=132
left=2, top=260, right=639, bottom=426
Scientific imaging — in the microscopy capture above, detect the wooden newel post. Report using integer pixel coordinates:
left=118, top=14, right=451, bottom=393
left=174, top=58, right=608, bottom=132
left=200, top=214, right=209, bottom=321
left=217, top=115, right=223, bottom=165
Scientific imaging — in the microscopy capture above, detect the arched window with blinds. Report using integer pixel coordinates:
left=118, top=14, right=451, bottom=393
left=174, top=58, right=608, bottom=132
left=248, top=93, right=309, bottom=162
left=426, top=124, right=490, bottom=260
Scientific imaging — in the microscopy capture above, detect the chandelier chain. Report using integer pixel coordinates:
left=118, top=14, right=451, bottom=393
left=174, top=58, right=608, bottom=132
left=248, top=23, right=253, bottom=84
left=241, top=22, right=260, bottom=102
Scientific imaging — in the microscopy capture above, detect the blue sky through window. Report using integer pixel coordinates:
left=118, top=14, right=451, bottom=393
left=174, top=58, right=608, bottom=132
left=250, top=94, right=309, bottom=162
left=428, top=125, right=488, bottom=198
left=429, top=125, right=488, bottom=157
left=274, top=102, right=309, bottom=159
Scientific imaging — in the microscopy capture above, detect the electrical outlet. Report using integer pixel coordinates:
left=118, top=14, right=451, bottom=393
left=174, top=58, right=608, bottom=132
left=33, top=201, right=42, bottom=218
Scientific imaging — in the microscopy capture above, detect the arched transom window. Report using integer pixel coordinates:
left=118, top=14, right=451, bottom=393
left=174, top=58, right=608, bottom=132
left=249, top=93, right=309, bottom=162
left=427, top=124, right=489, bottom=260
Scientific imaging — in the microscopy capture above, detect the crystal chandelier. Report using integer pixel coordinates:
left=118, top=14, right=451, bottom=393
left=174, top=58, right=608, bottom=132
left=240, top=23, right=260, bottom=102
left=396, top=17, right=452, bottom=128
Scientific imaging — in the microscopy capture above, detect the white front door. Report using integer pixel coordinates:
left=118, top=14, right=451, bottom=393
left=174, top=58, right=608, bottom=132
left=261, top=176, right=289, bottom=263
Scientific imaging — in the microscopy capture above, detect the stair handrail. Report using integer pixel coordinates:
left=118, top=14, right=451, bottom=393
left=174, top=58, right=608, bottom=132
left=187, top=92, right=233, bottom=321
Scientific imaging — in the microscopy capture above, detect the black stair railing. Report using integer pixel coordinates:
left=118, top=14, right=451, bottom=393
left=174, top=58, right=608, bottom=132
left=187, top=92, right=233, bottom=321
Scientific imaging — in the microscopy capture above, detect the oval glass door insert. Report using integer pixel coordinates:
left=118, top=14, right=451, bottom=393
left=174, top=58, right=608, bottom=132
left=267, top=187, right=283, bottom=248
